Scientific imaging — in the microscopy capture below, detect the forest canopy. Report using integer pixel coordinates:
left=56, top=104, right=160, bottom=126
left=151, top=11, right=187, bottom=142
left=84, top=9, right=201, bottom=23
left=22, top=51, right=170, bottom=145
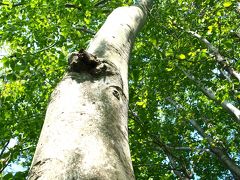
left=0, top=0, right=239, bottom=179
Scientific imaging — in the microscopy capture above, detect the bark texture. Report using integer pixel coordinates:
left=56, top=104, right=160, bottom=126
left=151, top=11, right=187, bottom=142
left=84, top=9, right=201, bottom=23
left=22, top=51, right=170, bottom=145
left=28, top=1, right=152, bottom=179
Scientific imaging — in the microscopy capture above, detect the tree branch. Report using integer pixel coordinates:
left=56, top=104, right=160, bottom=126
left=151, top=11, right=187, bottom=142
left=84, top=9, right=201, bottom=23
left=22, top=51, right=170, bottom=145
left=189, top=119, right=240, bottom=178
left=94, top=0, right=108, bottom=7
left=134, top=0, right=153, bottom=15
left=187, top=30, right=240, bottom=82
left=168, top=146, right=211, bottom=152
left=178, top=66, right=240, bottom=123
left=129, top=108, right=193, bottom=179
left=0, top=140, right=10, bottom=157
left=32, top=40, right=58, bottom=55
left=0, top=2, right=23, bottom=7
left=167, top=97, right=240, bottom=178
left=64, top=3, right=81, bottom=10
left=0, top=140, right=12, bottom=174
left=0, top=153, right=11, bottom=173
left=76, top=26, right=95, bottom=35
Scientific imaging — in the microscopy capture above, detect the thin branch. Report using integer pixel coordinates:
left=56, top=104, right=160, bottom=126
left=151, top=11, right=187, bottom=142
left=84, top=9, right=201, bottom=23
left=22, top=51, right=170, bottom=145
left=0, top=2, right=23, bottom=7
left=189, top=119, right=240, bottom=178
left=0, top=153, right=11, bottom=173
left=186, top=30, right=240, bottom=82
left=178, top=66, right=240, bottom=123
left=0, top=2, right=8, bottom=5
left=65, top=1, right=109, bottom=10
left=167, top=97, right=240, bottom=178
left=32, top=40, right=58, bottom=55
left=76, top=26, right=96, bottom=35
left=133, top=163, right=161, bottom=167
left=65, top=3, right=81, bottom=10
left=0, top=140, right=10, bottom=157
left=129, top=108, right=193, bottom=179
left=7, top=39, right=59, bottom=60
left=168, top=146, right=211, bottom=153
left=236, top=32, right=240, bottom=39
left=94, top=0, right=108, bottom=7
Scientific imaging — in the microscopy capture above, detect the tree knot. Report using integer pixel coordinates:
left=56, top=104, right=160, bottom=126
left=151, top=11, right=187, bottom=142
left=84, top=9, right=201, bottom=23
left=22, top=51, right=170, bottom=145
left=68, top=49, right=119, bottom=76
left=68, top=49, right=99, bottom=73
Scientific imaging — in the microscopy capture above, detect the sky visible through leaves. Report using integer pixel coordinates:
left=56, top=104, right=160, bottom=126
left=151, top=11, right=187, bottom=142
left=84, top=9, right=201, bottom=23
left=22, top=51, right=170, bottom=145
left=0, top=0, right=240, bottom=179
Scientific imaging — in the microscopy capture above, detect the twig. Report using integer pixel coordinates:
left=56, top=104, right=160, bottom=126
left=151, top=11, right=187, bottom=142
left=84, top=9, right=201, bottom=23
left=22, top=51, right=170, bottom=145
left=0, top=2, right=23, bottom=7
left=76, top=26, right=95, bottom=35
left=65, top=3, right=81, bottom=10
left=32, top=40, right=58, bottom=55
left=94, top=0, right=108, bottom=7
left=0, top=140, right=10, bottom=157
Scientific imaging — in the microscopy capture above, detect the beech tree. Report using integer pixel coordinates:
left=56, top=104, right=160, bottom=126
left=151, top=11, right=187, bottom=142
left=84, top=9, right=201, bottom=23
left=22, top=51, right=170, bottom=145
left=28, top=0, right=153, bottom=179
left=1, top=0, right=240, bottom=179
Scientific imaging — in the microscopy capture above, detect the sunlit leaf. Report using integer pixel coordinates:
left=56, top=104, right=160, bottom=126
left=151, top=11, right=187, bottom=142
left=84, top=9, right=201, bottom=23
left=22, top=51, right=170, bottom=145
left=166, top=67, right=173, bottom=71
left=1, top=0, right=239, bottom=179
left=179, top=54, right=186, bottom=59
left=223, top=2, right=232, bottom=8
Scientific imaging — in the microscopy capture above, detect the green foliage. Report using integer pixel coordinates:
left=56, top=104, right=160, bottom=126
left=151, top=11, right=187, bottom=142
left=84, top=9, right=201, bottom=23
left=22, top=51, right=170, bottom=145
left=129, top=0, right=240, bottom=179
left=0, top=0, right=239, bottom=179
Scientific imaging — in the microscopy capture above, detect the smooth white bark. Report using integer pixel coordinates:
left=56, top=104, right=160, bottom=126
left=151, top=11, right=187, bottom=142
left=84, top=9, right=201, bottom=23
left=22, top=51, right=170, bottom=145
left=28, top=1, right=153, bottom=179
left=190, top=120, right=240, bottom=178
left=180, top=67, right=240, bottom=123
left=187, top=30, right=240, bottom=82
left=167, top=97, right=240, bottom=178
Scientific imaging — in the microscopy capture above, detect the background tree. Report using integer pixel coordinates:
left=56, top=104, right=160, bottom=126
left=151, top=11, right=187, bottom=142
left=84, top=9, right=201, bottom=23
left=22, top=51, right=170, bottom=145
left=0, top=0, right=239, bottom=179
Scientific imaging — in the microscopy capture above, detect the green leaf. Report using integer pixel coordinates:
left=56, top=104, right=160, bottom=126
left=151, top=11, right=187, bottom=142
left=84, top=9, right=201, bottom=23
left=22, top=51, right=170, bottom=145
left=223, top=2, right=232, bottom=7
left=84, top=17, right=90, bottom=25
left=136, top=101, right=144, bottom=106
left=178, top=54, right=186, bottom=60
left=165, top=67, right=173, bottom=71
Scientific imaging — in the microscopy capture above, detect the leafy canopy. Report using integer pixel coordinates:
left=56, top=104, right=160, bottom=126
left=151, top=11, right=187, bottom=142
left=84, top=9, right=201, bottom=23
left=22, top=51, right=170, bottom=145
left=0, top=0, right=239, bottom=179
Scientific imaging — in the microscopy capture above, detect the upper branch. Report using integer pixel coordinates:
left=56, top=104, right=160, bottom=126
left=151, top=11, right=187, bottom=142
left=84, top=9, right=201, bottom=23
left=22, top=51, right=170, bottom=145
left=187, top=30, right=240, bottom=82
left=178, top=66, right=240, bottom=123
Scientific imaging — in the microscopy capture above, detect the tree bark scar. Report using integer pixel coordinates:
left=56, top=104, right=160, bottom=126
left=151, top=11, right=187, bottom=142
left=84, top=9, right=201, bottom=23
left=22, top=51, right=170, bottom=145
left=68, top=49, right=119, bottom=76
left=68, top=49, right=99, bottom=73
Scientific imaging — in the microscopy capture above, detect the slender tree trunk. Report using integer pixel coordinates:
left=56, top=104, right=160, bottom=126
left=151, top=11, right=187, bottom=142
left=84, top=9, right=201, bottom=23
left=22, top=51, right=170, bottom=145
left=167, top=97, right=240, bottom=179
left=186, top=30, right=240, bottom=82
left=179, top=67, right=240, bottom=123
left=28, top=1, right=152, bottom=179
left=189, top=120, right=240, bottom=178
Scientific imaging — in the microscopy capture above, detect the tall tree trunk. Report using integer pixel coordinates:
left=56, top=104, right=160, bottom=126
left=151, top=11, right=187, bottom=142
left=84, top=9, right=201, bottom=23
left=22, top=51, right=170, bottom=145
left=28, top=1, right=152, bottom=179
